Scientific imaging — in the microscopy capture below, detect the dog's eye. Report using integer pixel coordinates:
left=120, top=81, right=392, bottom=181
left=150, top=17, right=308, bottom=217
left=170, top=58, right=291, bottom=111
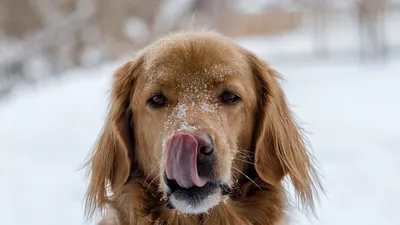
left=220, top=91, right=241, bottom=105
left=147, top=94, right=168, bottom=108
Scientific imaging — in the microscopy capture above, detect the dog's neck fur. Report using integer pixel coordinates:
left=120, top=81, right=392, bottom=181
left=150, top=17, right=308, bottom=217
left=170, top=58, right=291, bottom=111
left=103, top=176, right=286, bottom=225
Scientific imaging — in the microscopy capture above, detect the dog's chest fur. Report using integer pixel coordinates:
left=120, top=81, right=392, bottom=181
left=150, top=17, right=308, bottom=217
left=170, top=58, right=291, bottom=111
left=102, top=179, right=286, bottom=225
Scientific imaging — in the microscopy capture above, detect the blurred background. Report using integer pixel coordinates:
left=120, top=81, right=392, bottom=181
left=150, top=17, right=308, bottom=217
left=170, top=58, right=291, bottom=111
left=0, top=0, right=399, bottom=224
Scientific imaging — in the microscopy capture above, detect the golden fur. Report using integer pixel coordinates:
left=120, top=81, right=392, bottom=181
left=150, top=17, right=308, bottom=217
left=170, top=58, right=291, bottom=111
left=84, top=31, right=322, bottom=225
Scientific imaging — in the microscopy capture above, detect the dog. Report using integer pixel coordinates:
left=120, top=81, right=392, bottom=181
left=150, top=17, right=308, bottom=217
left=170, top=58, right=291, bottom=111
left=84, top=31, right=321, bottom=225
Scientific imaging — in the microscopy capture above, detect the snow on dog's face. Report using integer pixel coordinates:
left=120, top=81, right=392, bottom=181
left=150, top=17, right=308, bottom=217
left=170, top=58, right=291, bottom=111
left=85, top=31, right=320, bottom=218
left=130, top=33, right=259, bottom=213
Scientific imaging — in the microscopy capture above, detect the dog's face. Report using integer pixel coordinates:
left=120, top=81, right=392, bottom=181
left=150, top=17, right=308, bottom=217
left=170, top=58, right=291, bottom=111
left=131, top=36, right=258, bottom=213
left=85, top=32, right=320, bottom=218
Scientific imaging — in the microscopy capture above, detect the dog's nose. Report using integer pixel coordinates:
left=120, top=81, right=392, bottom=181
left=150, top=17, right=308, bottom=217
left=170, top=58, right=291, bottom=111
left=193, top=132, right=215, bottom=179
left=193, top=132, right=214, bottom=156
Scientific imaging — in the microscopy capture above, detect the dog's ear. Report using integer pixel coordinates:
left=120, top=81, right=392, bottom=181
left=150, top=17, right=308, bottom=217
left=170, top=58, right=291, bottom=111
left=244, top=49, right=321, bottom=211
left=84, top=57, right=143, bottom=218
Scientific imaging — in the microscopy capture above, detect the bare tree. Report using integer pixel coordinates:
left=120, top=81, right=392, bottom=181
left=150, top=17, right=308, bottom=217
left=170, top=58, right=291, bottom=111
left=357, top=0, right=387, bottom=58
left=1, top=0, right=44, bottom=38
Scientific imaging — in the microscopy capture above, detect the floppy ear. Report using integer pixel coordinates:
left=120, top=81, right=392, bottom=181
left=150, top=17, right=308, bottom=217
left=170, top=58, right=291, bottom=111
left=245, top=50, right=321, bottom=211
left=84, top=58, right=142, bottom=218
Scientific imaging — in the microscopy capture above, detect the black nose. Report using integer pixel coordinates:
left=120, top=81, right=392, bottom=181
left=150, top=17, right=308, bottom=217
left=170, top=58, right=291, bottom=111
left=193, top=132, right=214, bottom=156
left=192, top=132, right=215, bottom=178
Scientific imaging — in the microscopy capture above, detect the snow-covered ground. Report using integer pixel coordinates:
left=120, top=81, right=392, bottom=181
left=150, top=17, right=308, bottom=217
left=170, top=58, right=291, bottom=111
left=1, top=49, right=400, bottom=224
left=275, top=59, right=400, bottom=225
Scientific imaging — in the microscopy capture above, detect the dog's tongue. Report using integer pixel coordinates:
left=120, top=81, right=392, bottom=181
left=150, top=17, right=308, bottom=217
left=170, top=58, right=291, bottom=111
left=166, top=133, right=206, bottom=189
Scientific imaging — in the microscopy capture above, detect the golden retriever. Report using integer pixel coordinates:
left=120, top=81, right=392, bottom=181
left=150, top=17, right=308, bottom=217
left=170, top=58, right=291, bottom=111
left=84, top=31, right=322, bottom=225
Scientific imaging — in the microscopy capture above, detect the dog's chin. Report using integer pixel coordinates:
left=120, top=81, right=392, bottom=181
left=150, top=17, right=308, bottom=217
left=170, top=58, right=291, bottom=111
left=164, top=178, right=230, bottom=214
left=169, top=188, right=223, bottom=214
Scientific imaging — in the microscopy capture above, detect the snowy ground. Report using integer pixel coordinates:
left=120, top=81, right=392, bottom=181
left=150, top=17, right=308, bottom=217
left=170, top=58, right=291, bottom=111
left=1, top=50, right=400, bottom=224
left=275, top=59, right=400, bottom=225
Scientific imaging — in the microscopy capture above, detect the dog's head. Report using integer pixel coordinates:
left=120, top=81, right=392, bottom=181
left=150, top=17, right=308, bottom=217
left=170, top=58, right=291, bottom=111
left=85, top=32, right=320, bottom=217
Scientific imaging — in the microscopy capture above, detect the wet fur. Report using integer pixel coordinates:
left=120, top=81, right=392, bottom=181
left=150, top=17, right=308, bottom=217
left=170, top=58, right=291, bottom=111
left=85, top=31, right=322, bottom=225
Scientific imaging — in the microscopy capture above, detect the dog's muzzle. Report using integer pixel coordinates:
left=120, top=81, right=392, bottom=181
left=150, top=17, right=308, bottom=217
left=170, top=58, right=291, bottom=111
left=164, top=131, right=231, bottom=211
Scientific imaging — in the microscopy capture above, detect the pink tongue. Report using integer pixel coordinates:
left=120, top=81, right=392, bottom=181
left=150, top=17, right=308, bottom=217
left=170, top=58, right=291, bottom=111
left=166, top=133, right=207, bottom=188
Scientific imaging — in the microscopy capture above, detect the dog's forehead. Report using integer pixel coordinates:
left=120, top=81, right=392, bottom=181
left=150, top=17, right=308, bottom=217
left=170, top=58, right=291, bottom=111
left=142, top=34, right=249, bottom=85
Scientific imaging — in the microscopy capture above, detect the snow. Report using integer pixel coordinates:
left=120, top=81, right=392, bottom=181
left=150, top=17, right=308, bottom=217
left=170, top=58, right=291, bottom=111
left=0, top=64, right=116, bottom=225
left=1, top=52, right=400, bottom=224
left=275, top=59, right=400, bottom=225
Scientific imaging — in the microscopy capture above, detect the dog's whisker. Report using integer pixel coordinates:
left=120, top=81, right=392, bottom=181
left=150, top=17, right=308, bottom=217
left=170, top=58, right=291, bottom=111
left=144, top=164, right=161, bottom=183
left=144, top=164, right=159, bottom=179
left=230, top=171, right=239, bottom=182
left=234, top=158, right=255, bottom=166
left=146, top=173, right=161, bottom=191
left=235, top=149, right=254, bottom=159
left=220, top=184, right=232, bottom=195
left=143, top=153, right=164, bottom=183
left=234, top=152, right=251, bottom=158
left=236, top=147, right=254, bottom=154
left=232, top=166, right=262, bottom=191
left=229, top=162, right=243, bottom=192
